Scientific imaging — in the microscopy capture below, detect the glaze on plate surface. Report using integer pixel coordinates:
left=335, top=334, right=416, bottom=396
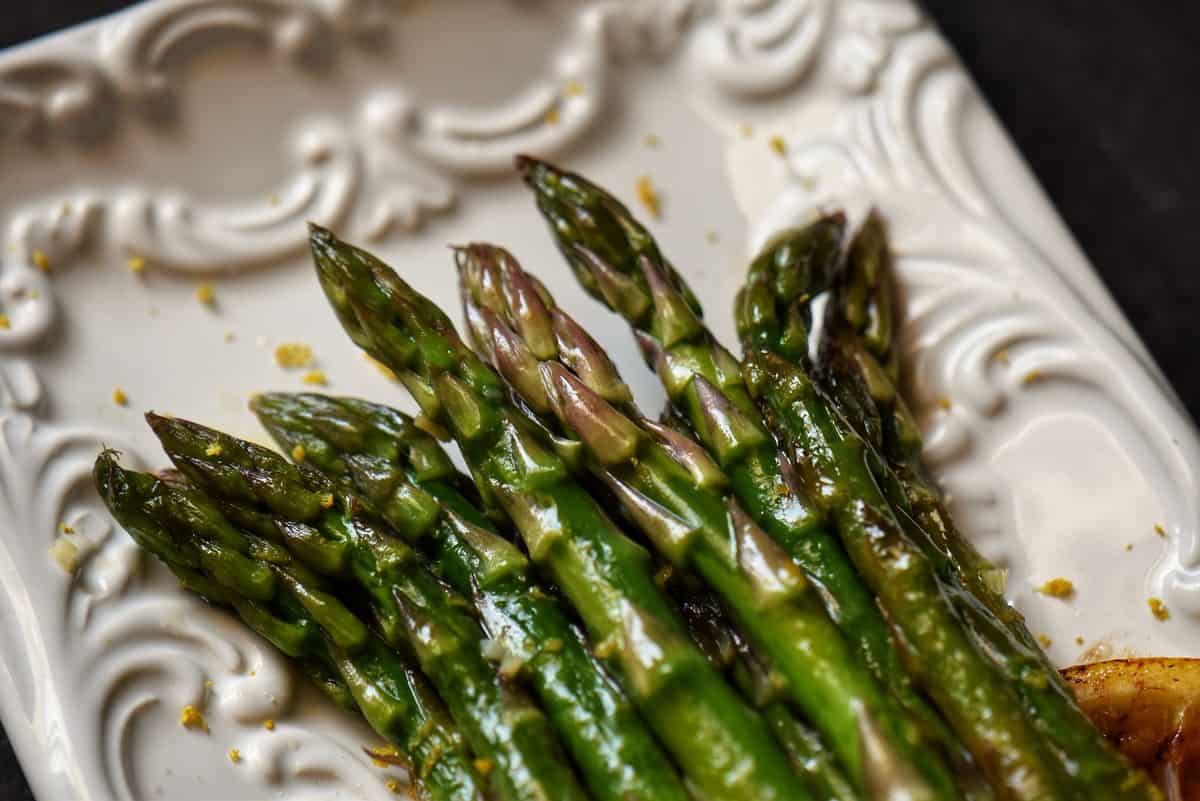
left=1, top=1, right=1197, bottom=799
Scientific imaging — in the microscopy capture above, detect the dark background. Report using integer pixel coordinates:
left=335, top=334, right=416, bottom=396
left=1, top=3, right=1197, bottom=799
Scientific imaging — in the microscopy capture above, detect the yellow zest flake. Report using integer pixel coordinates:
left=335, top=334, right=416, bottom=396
left=269, top=194, right=281, bottom=207
left=228, top=748, right=241, bottom=763
left=274, top=343, right=313, bottom=369
left=291, top=444, right=306, bottom=462
left=112, top=388, right=128, bottom=406
left=768, top=135, right=788, bottom=156
left=634, top=175, right=662, bottom=219
left=1124, top=543, right=1134, bottom=552
left=563, top=80, right=584, bottom=97
left=1075, top=636, right=1085, bottom=646
left=179, top=705, right=208, bottom=732
left=205, top=443, right=223, bottom=457
left=1154, top=523, right=1166, bottom=537
left=32, top=250, right=50, bottom=273
left=60, top=523, right=75, bottom=534
left=544, top=106, right=560, bottom=125
left=195, top=283, right=215, bottom=305
left=593, top=634, right=618, bottom=660
left=738, top=122, right=753, bottom=138
left=543, top=638, right=564, bottom=654
left=473, top=758, right=495, bottom=777
left=127, top=256, right=146, bottom=273
left=936, top=397, right=951, bottom=411
left=263, top=719, right=275, bottom=731
left=50, top=538, right=78, bottom=574
left=1148, top=597, right=1170, bottom=621
left=385, top=780, right=402, bottom=794
left=993, top=349, right=1010, bottom=365
left=1037, top=634, right=1052, bottom=649
left=319, top=493, right=335, bottom=509
left=705, top=230, right=719, bottom=245
left=0, top=314, right=10, bottom=330
left=644, top=133, right=660, bottom=148
left=1021, top=369, right=1044, bottom=386
left=1035, top=577, right=1075, bottom=599
left=302, top=369, right=327, bottom=386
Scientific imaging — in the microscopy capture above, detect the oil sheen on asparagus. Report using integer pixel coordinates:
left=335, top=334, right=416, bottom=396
left=307, top=223, right=806, bottom=801
left=250, top=391, right=691, bottom=801
left=454, top=240, right=959, bottom=801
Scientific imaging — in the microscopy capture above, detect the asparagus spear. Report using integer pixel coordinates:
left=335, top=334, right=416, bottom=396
left=93, top=450, right=487, bottom=801
left=516, top=158, right=1090, bottom=800
left=515, top=156, right=942, bottom=730
left=307, top=224, right=804, bottom=801
left=145, top=415, right=590, bottom=801
left=456, top=241, right=958, bottom=801
left=671, top=580, right=861, bottom=801
left=251, top=392, right=692, bottom=801
left=755, top=214, right=1161, bottom=801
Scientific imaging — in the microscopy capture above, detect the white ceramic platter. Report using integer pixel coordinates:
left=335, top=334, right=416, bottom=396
left=2, top=2, right=1197, bottom=799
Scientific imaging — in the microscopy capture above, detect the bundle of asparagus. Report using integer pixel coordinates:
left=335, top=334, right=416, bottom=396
left=92, top=158, right=1164, bottom=801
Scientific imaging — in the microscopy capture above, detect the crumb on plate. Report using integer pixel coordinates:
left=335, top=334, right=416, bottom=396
left=263, top=719, right=275, bottom=731
left=0, top=314, right=10, bottom=330
left=1154, top=523, right=1166, bottom=537
left=50, top=538, right=78, bottom=574
left=127, top=256, right=146, bottom=273
left=32, top=250, right=50, bottom=273
left=1035, top=577, right=1075, bottom=599
left=635, top=175, right=662, bottom=218
left=644, top=133, right=660, bottom=148
left=112, top=388, right=128, bottom=406
left=195, top=284, right=215, bottom=305
left=180, top=705, right=208, bottom=732
left=768, top=135, right=787, bottom=156
left=274, top=343, right=313, bottom=369
left=1148, top=597, right=1170, bottom=621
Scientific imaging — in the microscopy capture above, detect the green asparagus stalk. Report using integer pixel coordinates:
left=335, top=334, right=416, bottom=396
left=456, top=241, right=958, bottom=801
left=515, top=156, right=941, bottom=734
left=517, top=157, right=1089, bottom=800
left=307, top=224, right=805, bottom=801
left=93, top=450, right=487, bottom=801
left=753, top=214, right=1161, bottom=801
left=145, top=414, right=590, bottom=801
left=671, top=581, right=860, bottom=801
left=251, top=392, right=691, bottom=801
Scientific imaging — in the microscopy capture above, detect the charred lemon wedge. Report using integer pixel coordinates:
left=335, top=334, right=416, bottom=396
left=1064, top=658, right=1200, bottom=801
